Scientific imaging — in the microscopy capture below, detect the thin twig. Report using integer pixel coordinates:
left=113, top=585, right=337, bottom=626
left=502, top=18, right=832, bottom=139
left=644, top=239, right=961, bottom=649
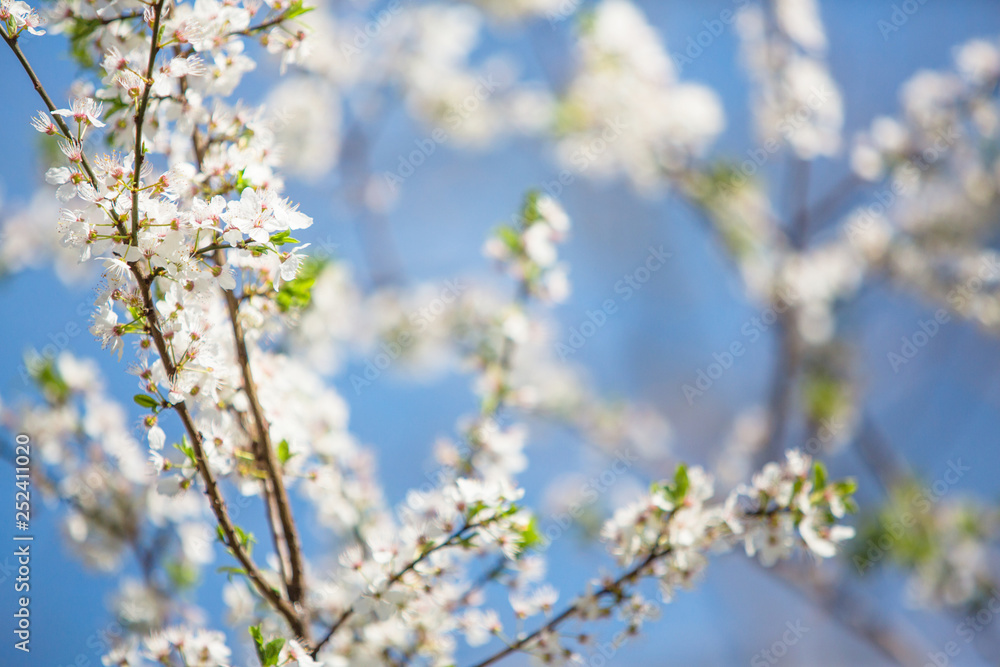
left=96, top=10, right=145, bottom=25
left=312, top=523, right=484, bottom=657
left=131, top=0, right=167, bottom=244
left=2, top=25, right=311, bottom=646
left=234, top=11, right=296, bottom=37
left=0, top=30, right=106, bottom=206
left=221, top=283, right=309, bottom=612
left=762, top=159, right=811, bottom=463
left=763, top=560, right=928, bottom=666
left=465, top=548, right=665, bottom=667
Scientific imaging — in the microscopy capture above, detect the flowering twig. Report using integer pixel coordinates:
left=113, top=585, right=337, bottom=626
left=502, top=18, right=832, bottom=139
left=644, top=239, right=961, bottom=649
left=1, top=25, right=313, bottom=646
left=467, top=547, right=665, bottom=667
left=312, top=522, right=486, bottom=657
left=0, top=30, right=106, bottom=203
left=130, top=0, right=167, bottom=245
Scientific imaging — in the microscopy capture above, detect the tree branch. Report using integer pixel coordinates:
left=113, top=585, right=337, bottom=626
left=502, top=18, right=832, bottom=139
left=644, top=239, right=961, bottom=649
left=2, top=30, right=311, bottom=645
left=0, top=29, right=107, bottom=208
left=221, top=284, right=308, bottom=614
left=131, top=0, right=167, bottom=245
left=465, top=548, right=665, bottom=667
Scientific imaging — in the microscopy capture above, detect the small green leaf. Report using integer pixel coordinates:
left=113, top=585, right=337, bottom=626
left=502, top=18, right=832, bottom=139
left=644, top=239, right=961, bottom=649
left=174, top=436, right=195, bottom=465
left=235, top=169, right=252, bottom=192
left=497, top=226, right=522, bottom=253
left=233, top=526, right=256, bottom=554
left=165, top=561, right=199, bottom=589
left=276, top=256, right=326, bottom=312
left=284, top=0, right=315, bottom=21
left=835, top=478, right=858, bottom=496
left=249, top=625, right=266, bottom=664
left=521, top=190, right=542, bottom=224
left=813, top=461, right=828, bottom=490
left=515, top=516, right=544, bottom=555
left=133, top=394, right=160, bottom=409
left=277, top=439, right=292, bottom=465
left=218, top=566, right=248, bottom=581
left=263, top=638, right=286, bottom=665
left=673, top=463, right=690, bottom=501
left=27, top=354, right=71, bottom=405
left=270, top=230, right=300, bottom=246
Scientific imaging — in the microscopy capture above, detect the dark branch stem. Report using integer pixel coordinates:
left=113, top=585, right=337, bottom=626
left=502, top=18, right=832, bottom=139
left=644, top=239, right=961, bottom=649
left=0, top=29, right=106, bottom=203
left=762, top=159, right=811, bottom=463
left=131, top=0, right=166, bottom=244
left=3, top=28, right=310, bottom=645
left=220, top=278, right=308, bottom=614
left=98, top=10, right=145, bottom=25
left=235, top=12, right=295, bottom=37
left=466, top=548, right=665, bottom=667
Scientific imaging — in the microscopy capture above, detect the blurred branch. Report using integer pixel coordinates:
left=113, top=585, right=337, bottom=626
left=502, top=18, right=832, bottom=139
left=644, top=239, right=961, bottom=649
left=762, top=560, right=929, bottom=666
left=339, top=115, right=405, bottom=287
left=761, top=159, right=811, bottom=463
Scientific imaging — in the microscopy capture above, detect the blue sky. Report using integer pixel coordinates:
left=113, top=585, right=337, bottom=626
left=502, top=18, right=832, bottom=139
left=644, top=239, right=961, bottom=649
left=3, top=1, right=1000, bottom=665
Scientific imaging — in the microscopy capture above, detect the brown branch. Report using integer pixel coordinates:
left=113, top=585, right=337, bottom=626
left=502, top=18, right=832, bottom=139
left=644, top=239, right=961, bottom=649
left=763, top=560, right=928, bottom=666
left=466, top=548, right=664, bottom=667
left=131, top=0, right=167, bottom=244
left=133, top=257, right=310, bottom=643
left=761, top=159, right=811, bottom=463
left=235, top=12, right=296, bottom=37
left=221, top=285, right=308, bottom=614
left=172, top=386, right=309, bottom=640
left=97, top=10, right=145, bottom=25
left=2, top=30, right=311, bottom=645
left=182, top=99, right=298, bottom=606
left=0, top=29, right=106, bottom=206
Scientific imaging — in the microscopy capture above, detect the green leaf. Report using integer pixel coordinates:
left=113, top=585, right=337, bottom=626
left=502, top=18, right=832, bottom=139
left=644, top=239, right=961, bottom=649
left=276, top=256, right=327, bottom=312
left=235, top=169, right=252, bottom=192
left=263, top=638, right=286, bottom=665
left=277, top=439, right=292, bottom=465
left=497, top=225, right=522, bottom=253
left=835, top=478, right=858, bottom=496
left=520, top=190, right=542, bottom=224
left=673, top=463, right=690, bottom=501
left=133, top=394, right=160, bottom=409
left=466, top=500, right=486, bottom=522
left=515, top=516, right=544, bottom=555
left=174, top=436, right=195, bottom=465
left=218, top=565, right=248, bottom=581
left=249, top=625, right=266, bottom=664
left=27, top=354, right=71, bottom=405
left=812, top=461, right=828, bottom=490
left=234, top=526, right=255, bottom=554
left=165, top=561, right=199, bottom=589
left=284, top=0, right=315, bottom=21
left=270, top=230, right=300, bottom=246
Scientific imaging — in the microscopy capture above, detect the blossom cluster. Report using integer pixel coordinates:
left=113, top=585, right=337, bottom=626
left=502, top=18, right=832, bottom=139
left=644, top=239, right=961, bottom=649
left=23, top=0, right=1000, bottom=664
left=483, top=192, right=571, bottom=304
left=602, top=451, right=855, bottom=592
